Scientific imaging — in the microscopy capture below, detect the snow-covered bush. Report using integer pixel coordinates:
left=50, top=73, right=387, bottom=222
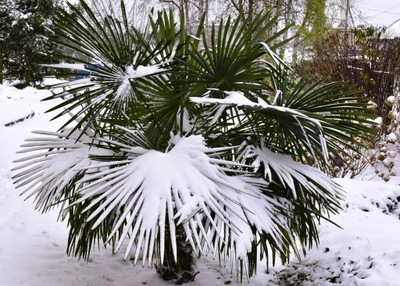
left=12, top=0, right=375, bottom=283
left=338, top=92, right=400, bottom=182
left=368, top=93, right=400, bottom=181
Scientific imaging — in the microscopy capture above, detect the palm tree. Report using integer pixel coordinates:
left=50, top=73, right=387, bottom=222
left=12, top=0, right=375, bottom=283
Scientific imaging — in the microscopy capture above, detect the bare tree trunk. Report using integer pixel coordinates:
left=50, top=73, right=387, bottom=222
left=24, top=47, right=34, bottom=87
left=199, top=0, right=204, bottom=15
left=291, top=31, right=300, bottom=65
left=249, top=0, right=254, bottom=17
left=280, top=0, right=292, bottom=59
left=178, top=0, right=191, bottom=33
left=205, top=0, right=209, bottom=36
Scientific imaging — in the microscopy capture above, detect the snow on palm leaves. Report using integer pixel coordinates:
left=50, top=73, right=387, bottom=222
left=76, top=133, right=287, bottom=266
left=12, top=0, right=374, bottom=282
left=12, top=128, right=109, bottom=213
left=13, top=128, right=290, bottom=267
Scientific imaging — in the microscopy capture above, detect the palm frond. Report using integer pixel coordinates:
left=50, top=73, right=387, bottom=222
left=46, top=0, right=177, bottom=137
left=178, top=12, right=278, bottom=98
left=190, top=90, right=330, bottom=162
left=12, top=128, right=109, bottom=213
left=241, top=144, right=343, bottom=203
left=263, top=61, right=377, bottom=167
left=69, top=132, right=288, bottom=268
left=238, top=143, right=344, bottom=260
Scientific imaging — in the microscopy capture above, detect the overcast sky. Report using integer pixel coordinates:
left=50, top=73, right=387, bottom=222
left=354, top=0, right=400, bottom=33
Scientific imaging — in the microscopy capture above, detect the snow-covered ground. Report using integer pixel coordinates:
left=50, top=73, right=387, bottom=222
left=1, top=83, right=400, bottom=285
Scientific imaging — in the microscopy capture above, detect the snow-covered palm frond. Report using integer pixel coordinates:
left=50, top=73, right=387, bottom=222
left=47, top=62, right=166, bottom=102
left=191, top=90, right=329, bottom=162
left=72, top=133, right=287, bottom=268
left=237, top=143, right=345, bottom=257
left=241, top=144, right=344, bottom=204
left=46, top=0, right=176, bottom=136
left=263, top=63, right=377, bottom=169
left=12, top=129, right=109, bottom=213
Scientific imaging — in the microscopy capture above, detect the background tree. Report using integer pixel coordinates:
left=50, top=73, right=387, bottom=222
left=4, top=0, right=60, bottom=86
left=0, top=0, right=14, bottom=84
left=298, top=26, right=400, bottom=130
left=83, top=0, right=346, bottom=62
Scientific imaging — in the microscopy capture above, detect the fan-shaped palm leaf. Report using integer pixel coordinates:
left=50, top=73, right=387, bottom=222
left=45, top=0, right=178, bottom=138
left=12, top=128, right=109, bottom=213
left=69, top=132, right=287, bottom=267
left=260, top=56, right=376, bottom=168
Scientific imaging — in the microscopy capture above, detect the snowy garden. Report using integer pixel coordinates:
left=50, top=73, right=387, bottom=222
left=1, top=80, right=400, bottom=285
left=2, top=0, right=400, bottom=285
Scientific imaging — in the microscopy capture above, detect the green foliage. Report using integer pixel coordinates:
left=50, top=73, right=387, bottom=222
left=0, top=0, right=13, bottom=83
left=13, top=0, right=376, bottom=282
left=0, top=0, right=12, bottom=42
left=297, top=0, right=329, bottom=44
left=3, top=0, right=60, bottom=85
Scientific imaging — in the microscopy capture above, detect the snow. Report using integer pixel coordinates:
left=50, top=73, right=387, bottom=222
left=270, top=179, right=400, bottom=285
left=191, top=90, right=330, bottom=162
left=0, top=85, right=38, bottom=126
left=387, top=132, right=397, bottom=143
left=386, top=95, right=396, bottom=105
left=1, top=83, right=400, bottom=285
left=115, top=64, right=165, bottom=100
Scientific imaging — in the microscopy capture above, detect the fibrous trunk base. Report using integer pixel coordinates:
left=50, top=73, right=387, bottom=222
left=155, top=226, right=198, bottom=284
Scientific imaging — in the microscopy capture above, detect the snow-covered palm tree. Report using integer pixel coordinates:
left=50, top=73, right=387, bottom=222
left=13, top=0, right=375, bottom=283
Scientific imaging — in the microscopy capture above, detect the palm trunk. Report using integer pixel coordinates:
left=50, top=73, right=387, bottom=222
left=155, top=224, right=197, bottom=284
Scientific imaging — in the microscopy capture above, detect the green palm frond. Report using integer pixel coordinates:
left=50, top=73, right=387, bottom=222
left=46, top=0, right=177, bottom=137
left=190, top=90, right=330, bottom=163
left=179, top=12, right=287, bottom=99
left=263, top=62, right=376, bottom=167
left=12, top=128, right=109, bottom=213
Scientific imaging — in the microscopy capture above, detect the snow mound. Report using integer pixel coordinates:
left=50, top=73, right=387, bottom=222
left=267, top=179, right=400, bottom=285
left=0, top=85, right=54, bottom=127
